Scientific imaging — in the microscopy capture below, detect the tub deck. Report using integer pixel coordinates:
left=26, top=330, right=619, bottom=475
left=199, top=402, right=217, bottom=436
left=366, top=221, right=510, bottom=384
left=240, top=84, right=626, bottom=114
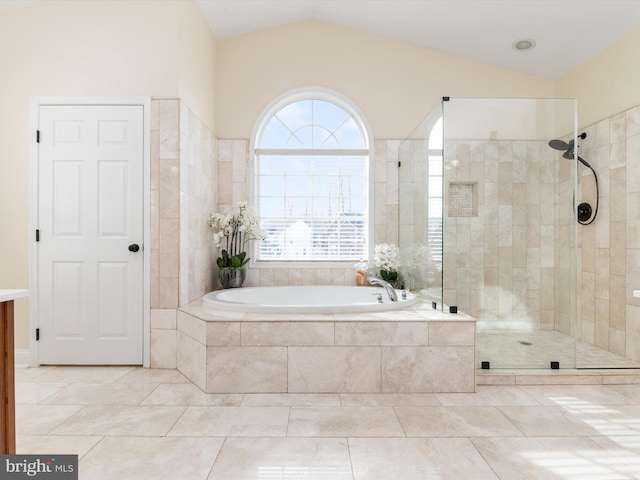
left=177, top=298, right=477, bottom=394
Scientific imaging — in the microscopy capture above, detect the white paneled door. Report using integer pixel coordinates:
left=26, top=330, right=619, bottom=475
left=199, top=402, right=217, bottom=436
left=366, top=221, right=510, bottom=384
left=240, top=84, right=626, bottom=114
left=36, top=105, right=144, bottom=364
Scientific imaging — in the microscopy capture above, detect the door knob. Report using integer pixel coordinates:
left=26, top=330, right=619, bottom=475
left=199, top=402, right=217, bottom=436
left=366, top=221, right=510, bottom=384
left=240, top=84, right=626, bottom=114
left=128, top=244, right=140, bottom=253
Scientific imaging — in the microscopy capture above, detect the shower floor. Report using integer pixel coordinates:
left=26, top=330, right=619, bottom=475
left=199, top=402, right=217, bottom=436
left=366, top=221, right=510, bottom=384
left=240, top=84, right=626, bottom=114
left=477, top=329, right=640, bottom=370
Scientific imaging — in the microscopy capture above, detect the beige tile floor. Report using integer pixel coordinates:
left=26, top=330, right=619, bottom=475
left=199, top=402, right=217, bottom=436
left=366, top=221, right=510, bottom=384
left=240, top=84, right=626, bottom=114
left=478, top=330, right=640, bottom=369
left=14, top=366, right=640, bottom=479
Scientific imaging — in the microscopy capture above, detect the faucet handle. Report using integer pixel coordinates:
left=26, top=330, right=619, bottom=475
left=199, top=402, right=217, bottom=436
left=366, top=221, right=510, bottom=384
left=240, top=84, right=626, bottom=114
left=372, top=292, right=383, bottom=303
left=401, top=289, right=407, bottom=300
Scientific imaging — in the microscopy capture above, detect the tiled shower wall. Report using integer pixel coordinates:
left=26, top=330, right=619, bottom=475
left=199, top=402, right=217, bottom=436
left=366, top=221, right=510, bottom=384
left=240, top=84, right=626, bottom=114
left=443, top=139, right=575, bottom=335
left=578, top=104, right=640, bottom=362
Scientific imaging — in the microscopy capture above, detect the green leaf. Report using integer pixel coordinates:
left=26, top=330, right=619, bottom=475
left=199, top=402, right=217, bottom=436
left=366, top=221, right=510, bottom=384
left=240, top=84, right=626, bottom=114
left=217, top=249, right=233, bottom=268
left=380, top=269, right=398, bottom=282
left=230, top=255, right=242, bottom=268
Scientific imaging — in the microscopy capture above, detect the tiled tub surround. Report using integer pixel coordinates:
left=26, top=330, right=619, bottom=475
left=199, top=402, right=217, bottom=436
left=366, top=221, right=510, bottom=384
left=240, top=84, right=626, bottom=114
left=176, top=300, right=476, bottom=394
left=150, top=131, right=405, bottom=369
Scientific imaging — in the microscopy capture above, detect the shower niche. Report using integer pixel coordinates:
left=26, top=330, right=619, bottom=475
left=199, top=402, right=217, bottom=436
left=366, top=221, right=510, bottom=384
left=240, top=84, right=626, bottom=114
left=399, top=97, right=579, bottom=370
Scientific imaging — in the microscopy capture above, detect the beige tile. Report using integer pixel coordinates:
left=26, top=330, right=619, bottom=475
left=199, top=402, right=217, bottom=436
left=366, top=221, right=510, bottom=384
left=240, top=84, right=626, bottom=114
left=590, top=434, right=640, bottom=455
left=207, top=347, right=287, bottom=393
left=395, top=406, right=522, bottom=437
left=52, top=405, right=186, bottom=436
left=382, top=346, right=475, bottom=393
left=168, top=406, right=289, bottom=437
left=81, top=436, right=223, bottom=480
left=177, top=310, right=206, bottom=342
left=158, top=246, right=179, bottom=278
left=14, top=367, right=56, bottom=382
left=150, top=329, right=176, bottom=369
left=340, top=393, right=440, bottom=407
left=15, top=382, right=68, bottom=405
left=604, top=384, right=640, bottom=402
left=158, top=277, right=179, bottom=308
left=33, top=366, right=133, bottom=383
left=349, top=438, right=498, bottom=480
left=206, top=321, right=241, bottom=346
left=218, top=161, right=233, bottom=204
left=209, top=437, right=352, bottom=480
left=335, top=322, right=428, bottom=346
left=627, top=135, right=640, bottom=193
left=41, top=383, right=157, bottom=405
left=115, top=367, right=190, bottom=384
left=287, top=406, right=404, bottom=437
left=516, top=385, right=637, bottom=407
left=428, top=322, right=475, bottom=346
left=472, top=436, right=617, bottom=480
left=436, top=386, right=539, bottom=406
left=241, top=393, right=341, bottom=406
left=158, top=99, right=179, bottom=160
left=16, top=405, right=84, bottom=434
left=158, top=159, right=180, bottom=219
left=141, top=383, right=242, bottom=406
left=497, top=405, right=607, bottom=436
left=150, top=308, right=176, bottom=329
left=288, top=347, right=381, bottom=393
left=17, top=435, right=102, bottom=458
left=241, top=322, right=334, bottom=346
left=610, top=274, right=626, bottom=330
left=177, top=331, right=207, bottom=390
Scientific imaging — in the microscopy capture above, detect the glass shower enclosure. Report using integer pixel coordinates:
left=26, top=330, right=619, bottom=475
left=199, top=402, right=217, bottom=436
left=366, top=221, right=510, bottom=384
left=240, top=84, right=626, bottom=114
left=399, top=97, right=578, bottom=370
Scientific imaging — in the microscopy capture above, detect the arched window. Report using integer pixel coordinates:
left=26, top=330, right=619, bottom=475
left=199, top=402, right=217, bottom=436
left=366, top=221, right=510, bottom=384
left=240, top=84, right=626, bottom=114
left=252, top=89, right=372, bottom=263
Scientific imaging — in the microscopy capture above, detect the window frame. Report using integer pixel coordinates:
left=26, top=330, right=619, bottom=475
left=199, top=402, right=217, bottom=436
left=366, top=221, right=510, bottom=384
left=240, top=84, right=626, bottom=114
left=249, top=87, right=374, bottom=269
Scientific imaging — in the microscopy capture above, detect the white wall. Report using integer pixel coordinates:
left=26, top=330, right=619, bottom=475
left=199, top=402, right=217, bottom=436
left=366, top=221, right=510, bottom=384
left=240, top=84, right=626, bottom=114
left=0, top=0, right=216, bottom=350
left=215, top=20, right=556, bottom=140
left=556, top=27, right=640, bottom=130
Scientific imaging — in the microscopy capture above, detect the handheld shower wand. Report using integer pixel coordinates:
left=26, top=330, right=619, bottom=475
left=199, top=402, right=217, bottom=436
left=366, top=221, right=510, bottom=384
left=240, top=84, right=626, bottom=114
left=548, top=132, right=598, bottom=225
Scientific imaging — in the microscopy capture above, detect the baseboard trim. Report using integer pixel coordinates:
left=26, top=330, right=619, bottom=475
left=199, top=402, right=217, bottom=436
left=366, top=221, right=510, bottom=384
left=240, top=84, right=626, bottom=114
left=14, top=349, right=31, bottom=368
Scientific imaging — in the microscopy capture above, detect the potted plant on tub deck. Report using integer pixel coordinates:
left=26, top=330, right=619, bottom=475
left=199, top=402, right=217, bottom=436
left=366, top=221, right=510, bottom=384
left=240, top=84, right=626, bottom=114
left=208, top=202, right=265, bottom=288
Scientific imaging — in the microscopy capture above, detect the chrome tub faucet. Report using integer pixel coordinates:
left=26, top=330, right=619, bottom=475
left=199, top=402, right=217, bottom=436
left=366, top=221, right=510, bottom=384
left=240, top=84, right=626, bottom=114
left=368, top=277, right=398, bottom=302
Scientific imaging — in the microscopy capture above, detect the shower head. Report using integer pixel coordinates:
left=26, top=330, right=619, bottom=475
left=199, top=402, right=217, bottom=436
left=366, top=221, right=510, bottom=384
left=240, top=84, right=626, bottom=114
left=548, top=133, right=598, bottom=225
left=548, top=134, right=591, bottom=168
left=549, top=138, right=573, bottom=152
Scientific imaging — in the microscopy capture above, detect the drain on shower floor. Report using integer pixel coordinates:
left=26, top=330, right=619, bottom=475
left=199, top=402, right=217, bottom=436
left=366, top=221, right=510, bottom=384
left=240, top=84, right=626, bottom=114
left=518, top=341, right=533, bottom=346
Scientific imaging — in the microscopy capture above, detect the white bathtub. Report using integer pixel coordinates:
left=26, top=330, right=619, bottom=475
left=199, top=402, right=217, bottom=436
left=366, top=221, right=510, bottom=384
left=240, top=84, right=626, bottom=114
left=202, top=285, right=417, bottom=314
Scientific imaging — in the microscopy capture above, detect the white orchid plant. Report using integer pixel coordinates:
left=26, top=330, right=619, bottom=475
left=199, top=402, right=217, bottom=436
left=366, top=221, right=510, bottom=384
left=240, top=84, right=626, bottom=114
left=373, top=243, right=401, bottom=284
left=207, top=202, right=265, bottom=270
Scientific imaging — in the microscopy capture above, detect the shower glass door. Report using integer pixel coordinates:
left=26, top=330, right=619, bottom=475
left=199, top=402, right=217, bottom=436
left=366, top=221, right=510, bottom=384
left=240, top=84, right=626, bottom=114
left=440, top=98, right=578, bottom=369
left=398, top=97, right=577, bottom=369
left=398, top=102, right=444, bottom=307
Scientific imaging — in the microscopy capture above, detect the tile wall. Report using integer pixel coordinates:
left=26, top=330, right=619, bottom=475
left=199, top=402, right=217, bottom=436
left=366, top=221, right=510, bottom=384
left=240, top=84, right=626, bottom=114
left=578, top=104, right=640, bottom=362
left=442, top=139, right=575, bottom=336
left=149, top=99, right=217, bottom=368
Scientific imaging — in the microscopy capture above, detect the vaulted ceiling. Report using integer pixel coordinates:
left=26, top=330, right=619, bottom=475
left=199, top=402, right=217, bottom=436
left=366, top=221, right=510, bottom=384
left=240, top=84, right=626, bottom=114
left=196, top=0, right=640, bottom=79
